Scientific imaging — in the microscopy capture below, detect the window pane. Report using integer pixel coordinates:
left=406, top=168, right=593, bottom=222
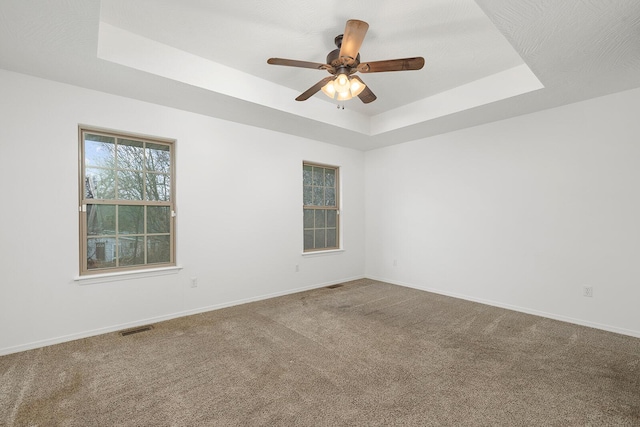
left=86, top=134, right=115, bottom=144
left=312, top=167, right=324, bottom=186
left=327, top=210, right=337, bottom=228
left=303, top=165, right=313, bottom=186
left=119, top=236, right=145, bottom=266
left=314, top=229, right=326, bottom=249
left=85, top=168, right=115, bottom=200
left=148, top=206, right=170, bottom=234
left=87, top=237, right=116, bottom=270
left=118, top=205, right=144, bottom=235
left=87, top=205, right=115, bottom=236
left=117, top=139, right=144, bottom=171
left=326, top=228, right=337, bottom=248
left=84, top=135, right=115, bottom=167
left=324, top=168, right=335, bottom=187
left=146, top=173, right=170, bottom=201
left=117, top=170, right=144, bottom=200
left=303, top=209, right=314, bottom=229
left=147, top=235, right=170, bottom=264
left=315, top=209, right=326, bottom=228
left=312, top=187, right=324, bottom=206
left=304, top=230, right=314, bottom=250
left=146, top=143, right=170, bottom=173
left=325, top=188, right=336, bottom=206
left=303, top=186, right=313, bottom=206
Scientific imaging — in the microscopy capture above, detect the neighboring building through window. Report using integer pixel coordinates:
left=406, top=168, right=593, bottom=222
left=79, top=127, right=175, bottom=275
left=303, top=162, right=339, bottom=251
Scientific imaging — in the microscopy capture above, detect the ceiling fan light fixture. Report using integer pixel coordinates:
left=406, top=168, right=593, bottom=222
left=322, top=75, right=364, bottom=101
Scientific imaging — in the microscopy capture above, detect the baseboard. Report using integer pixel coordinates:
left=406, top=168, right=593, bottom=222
left=7, top=274, right=634, bottom=356
left=368, top=276, right=640, bottom=339
left=0, top=275, right=365, bottom=356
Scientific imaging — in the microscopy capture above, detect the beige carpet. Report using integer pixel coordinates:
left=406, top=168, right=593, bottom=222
left=1, top=279, right=639, bottom=426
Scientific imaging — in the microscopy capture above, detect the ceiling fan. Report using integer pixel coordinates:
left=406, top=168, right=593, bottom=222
left=267, top=19, right=425, bottom=104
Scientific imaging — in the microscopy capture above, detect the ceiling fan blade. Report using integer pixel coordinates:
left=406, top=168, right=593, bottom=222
left=357, top=57, right=425, bottom=73
left=339, top=19, right=369, bottom=65
left=350, top=76, right=376, bottom=104
left=295, top=76, right=334, bottom=101
left=267, top=58, right=332, bottom=71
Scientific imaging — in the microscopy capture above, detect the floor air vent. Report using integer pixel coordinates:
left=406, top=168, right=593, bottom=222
left=326, top=284, right=343, bottom=289
left=119, top=325, right=154, bottom=336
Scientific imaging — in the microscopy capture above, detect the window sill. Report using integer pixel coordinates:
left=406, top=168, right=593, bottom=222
left=74, top=265, right=183, bottom=285
left=301, top=249, right=345, bottom=257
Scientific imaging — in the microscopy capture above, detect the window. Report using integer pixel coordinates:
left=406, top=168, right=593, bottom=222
left=79, top=127, right=175, bottom=275
left=303, top=162, right=339, bottom=251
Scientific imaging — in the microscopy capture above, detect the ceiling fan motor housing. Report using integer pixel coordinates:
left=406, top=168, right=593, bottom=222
left=327, top=48, right=360, bottom=71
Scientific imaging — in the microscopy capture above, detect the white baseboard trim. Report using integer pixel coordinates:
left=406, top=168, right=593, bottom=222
left=368, top=276, right=640, bottom=339
left=0, top=275, right=365, bottom=356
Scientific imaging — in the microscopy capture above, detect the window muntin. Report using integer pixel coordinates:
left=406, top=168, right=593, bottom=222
left=303, top=162, right=339, bottom=251
left=80, top=128, right=175, bottom=274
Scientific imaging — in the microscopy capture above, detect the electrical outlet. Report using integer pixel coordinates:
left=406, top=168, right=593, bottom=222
left=191, top=277, right=198, bottom=288
left=295, top=264, right=299, bottom=273
left=393, top=259, right=397, bottom=267
left=583, top=286, right=593, bottom=297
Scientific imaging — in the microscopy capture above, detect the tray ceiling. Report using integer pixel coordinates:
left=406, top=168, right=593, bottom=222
left=1, top=0, right=639, bottom=150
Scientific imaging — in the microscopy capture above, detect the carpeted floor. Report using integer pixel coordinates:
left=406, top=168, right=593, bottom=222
left=1, top=279, right=639, bottom=426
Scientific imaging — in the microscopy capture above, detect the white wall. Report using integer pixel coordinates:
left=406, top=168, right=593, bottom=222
left=0, top=70, right=366, bottom=355
left=2, top=68, right=639, bottom=356
left=366, top=87, right=640, bottom=337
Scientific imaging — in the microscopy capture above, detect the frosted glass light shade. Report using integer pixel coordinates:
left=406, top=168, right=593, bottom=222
left=334, top=73, right=350, bottom=94
left=321, top=80, right=336, bottom=99
left=349, top=78, right=366, bottom=97
left=336, top=90, right=352, bottom=101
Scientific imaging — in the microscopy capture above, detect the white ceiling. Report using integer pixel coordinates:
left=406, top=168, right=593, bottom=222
left=1, top=1, right=640, bottom=150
